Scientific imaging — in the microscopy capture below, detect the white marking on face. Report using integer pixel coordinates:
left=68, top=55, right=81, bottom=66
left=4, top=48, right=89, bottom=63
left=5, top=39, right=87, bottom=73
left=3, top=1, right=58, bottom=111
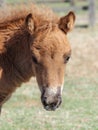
left=46, top=83, right=64, bottom=96
left=47, top=87, right=58, bottom=95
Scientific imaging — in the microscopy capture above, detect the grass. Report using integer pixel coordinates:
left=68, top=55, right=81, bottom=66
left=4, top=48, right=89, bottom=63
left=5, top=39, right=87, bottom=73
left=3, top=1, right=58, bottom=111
left=6, top=0, right=27, bottom=4
left=0, top=77, right=98, bottom=130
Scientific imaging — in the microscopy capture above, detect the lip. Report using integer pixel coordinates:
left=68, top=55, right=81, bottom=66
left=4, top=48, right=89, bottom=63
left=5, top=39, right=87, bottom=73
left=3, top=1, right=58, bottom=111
left=44, top=105, right=56, bottom=111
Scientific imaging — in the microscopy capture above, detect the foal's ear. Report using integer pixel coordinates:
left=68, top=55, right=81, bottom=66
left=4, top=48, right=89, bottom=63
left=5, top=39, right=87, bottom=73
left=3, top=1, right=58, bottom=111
left=25, top=13, right=35, bottom=34
left=58, top=11, right=75, bottom=34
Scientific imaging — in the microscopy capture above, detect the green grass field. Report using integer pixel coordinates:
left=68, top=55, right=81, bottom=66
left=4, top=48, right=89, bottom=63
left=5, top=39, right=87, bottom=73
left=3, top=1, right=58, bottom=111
left=0, top=28, right=98, bottom=130
left=0, top=77, right=98, bottom=130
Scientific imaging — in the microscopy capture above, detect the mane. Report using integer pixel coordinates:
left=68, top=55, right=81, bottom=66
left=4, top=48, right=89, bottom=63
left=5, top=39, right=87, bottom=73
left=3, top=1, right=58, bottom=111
left=0, top=4, right=59, bottom=53
left=0, top=4, right=58, bottom=26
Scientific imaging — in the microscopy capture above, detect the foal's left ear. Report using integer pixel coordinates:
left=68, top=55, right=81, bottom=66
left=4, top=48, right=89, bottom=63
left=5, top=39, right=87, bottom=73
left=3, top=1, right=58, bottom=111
left=25, top=13, right=35, bottom=34
left=58, top=11, right=75, bottom=34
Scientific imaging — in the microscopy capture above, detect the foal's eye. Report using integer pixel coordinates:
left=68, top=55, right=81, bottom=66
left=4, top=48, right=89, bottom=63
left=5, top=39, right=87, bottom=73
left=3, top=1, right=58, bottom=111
left=32, top=55, right=38, bottom=64
left=64, top=55, right=70, bottom=64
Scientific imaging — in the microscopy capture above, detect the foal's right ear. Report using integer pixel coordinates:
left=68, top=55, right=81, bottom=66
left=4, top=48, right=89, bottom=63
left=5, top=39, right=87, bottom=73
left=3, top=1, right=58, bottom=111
left=25, top=13, right=35, bottom=34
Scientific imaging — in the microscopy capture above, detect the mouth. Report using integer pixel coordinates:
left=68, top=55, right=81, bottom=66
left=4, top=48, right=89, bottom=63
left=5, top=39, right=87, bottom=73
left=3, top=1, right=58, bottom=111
left=44, top=105, right=56, bottom=111
left=41, top=96, right=62, bottom=111
left=44, top=101, right=62, bottom=111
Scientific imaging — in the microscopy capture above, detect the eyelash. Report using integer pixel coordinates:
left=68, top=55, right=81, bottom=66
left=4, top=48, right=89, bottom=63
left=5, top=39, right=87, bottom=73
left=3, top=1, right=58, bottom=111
left=64, top=56, right=70, bottom=63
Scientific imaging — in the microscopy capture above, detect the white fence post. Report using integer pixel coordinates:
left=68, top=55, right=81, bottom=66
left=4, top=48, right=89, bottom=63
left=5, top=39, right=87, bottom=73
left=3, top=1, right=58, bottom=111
left=88, top=0, right=96, bottom=27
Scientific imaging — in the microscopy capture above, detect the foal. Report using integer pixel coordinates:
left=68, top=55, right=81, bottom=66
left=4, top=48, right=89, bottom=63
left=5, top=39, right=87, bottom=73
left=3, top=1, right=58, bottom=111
left=0, top=4, right=75, bottom=112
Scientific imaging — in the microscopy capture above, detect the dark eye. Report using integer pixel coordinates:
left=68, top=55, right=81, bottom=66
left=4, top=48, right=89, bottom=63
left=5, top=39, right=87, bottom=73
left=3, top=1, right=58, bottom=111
left=64, top=55, right=70, bottom=63
left=32, top=55, right=38, bottom=64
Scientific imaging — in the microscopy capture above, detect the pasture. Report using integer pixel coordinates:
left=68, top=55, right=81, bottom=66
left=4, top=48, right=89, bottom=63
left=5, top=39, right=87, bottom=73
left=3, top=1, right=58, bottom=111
left=0, top=0, right=98, bottom=130
left=0, top=27, right=98, bottom=130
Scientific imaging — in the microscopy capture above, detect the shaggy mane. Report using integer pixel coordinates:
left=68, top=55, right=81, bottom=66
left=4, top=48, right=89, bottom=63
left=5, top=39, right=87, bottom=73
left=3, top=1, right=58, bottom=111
left=0, top=4, right=58, bottom=53
left=0, top=4, right=58, bottom=26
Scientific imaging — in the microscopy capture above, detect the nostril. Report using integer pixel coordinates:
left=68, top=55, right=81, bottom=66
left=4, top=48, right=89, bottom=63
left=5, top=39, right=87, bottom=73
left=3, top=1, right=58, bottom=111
left=43, top=96, right=47, bottom=100
left=42, top=96, right=48, bottom=103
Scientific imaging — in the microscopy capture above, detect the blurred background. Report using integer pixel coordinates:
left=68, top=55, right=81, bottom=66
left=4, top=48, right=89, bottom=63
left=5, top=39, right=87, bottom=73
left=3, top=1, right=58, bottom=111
left=0, top=0, right=98, bottom=130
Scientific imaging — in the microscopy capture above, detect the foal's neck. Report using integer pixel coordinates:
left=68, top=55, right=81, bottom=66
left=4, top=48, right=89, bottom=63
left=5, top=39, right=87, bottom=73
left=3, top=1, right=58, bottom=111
left=2, top=29, right=33, bottom=88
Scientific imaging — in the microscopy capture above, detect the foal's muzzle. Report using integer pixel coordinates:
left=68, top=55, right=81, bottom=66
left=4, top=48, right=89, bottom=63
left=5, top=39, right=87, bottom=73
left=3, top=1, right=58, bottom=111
left=41, top=94, right=62, bottom=111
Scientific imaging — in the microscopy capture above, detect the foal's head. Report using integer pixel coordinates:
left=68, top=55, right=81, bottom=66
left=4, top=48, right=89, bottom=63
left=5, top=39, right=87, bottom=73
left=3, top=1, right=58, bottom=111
left=25, top=12, right=75, bottom=111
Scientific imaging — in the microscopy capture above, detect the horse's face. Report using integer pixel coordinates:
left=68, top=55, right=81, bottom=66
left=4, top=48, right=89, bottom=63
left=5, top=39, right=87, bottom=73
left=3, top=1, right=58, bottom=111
left=31, top=31, right=71, bottom=111
left=26, top=12, right=75, bottom=111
